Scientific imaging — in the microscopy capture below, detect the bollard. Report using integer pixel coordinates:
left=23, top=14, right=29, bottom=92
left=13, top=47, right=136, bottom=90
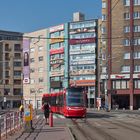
left=49, top=112, right=53, bottom=127
left=0, top=116, right=1, bottom=140
left=5, top=114, right=7, bottom=139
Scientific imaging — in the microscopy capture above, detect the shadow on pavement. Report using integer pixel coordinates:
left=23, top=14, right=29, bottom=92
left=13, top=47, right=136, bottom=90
left=87, top=112, right=114, bottom=118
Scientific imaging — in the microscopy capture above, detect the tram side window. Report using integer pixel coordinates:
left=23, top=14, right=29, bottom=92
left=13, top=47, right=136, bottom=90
left=51, top=96, right=56, bottom=106
left=56, top=96, right=59, bottom=106
left=48, top=96, right=51, bottom=105
left=59, top=95, right=64, bottom=107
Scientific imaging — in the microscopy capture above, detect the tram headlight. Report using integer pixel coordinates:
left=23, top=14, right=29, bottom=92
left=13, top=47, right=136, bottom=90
left=67, top=107, right=70, bottom=110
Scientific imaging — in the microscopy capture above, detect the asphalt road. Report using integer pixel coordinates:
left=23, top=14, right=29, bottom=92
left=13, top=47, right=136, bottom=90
left=67, top=109, right=140, bottom=140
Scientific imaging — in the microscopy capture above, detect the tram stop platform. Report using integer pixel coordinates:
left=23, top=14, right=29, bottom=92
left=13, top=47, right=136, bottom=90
left=5, top=115, right=74, bottom=140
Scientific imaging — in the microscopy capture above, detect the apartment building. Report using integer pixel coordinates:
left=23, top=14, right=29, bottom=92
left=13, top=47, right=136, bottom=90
left=0, top=30, right=23, bottom=108
left=100, top=0, right=140, bottom=110
left=23, top=29, right=48, bottom=109
left=47, top=24, right=69, bottom=92
left=69, top=12, right=98, bottom=107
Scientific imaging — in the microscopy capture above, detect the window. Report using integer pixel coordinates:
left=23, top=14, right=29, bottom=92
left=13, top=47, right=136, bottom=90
left=123, top=0, right=130, bottom=6
left=30, top=68, right=35, bottom=73
left=134, top=0, right=140, bottom=5
left=14, top=62, right=21, bottom=67
left=134, top=25, right=140, bottom=32
left=30, top=79, right=35, bottom=84
left=133, top=11, right=140, bottom=19
left=123, top=39, right=130, bottom=46
left=60, top=31, right=64, bottom=36
left=134, top=65, right=140, bottom=72
left=38, top=46, right=43, bottom=51
left=124, top=53, right=130, bottom=59
left=14, top=71, right=21, bottom=76
left=134, top=52, right=140, bottom=59
left=39, top=56, right=43, bottom=61
left=30, top=58, right=35, bottom=63
left=30, top=88, right=35, bottom=94
left=124, top=26, right=130, bottom=33
left=30, top=48, right=35, bottom=52
left=102, top=14, right=107, bottom=21
left=102, top=67, right=107, bottom=73
left=14, top=53, right=21, bottom=59
left=38, top=67, right=44, bottom=72
left=101, top=27, right=106, bottom=34
left=124, top=12, right=130, bottom=19
left=116, top=81, right=121, bottom=89
left=134, top=80, right=140, bottom=89
left=39, top=77, right=43, bottom=83
left=133, top=38, right=140, bottom=45
left=102, top=2, right=106, bottom=8
left=60, top=42, right=64, bottom=47
left=38, top=88, right=43, bottom=93
left=121, top=66, right=130, bottom=72
left=14, top=44, right=21, bottom=51
left=112, top=80, right=129, bottom=89
left=102, top=53, right=106, bottom=60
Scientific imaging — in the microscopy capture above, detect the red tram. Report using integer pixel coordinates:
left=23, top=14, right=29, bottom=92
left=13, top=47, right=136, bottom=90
left=42, top=88, right=87, bottom=117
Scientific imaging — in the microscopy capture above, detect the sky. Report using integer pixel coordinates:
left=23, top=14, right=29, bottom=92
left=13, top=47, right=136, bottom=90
left=0, top=0, right=102, bottom=33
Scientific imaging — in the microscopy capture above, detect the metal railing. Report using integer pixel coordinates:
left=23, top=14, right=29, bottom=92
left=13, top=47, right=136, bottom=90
left=0, top=111, right=24, bottom=140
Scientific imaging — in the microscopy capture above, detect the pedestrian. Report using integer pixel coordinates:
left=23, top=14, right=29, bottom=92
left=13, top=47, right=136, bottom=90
left=42, top=102, right=50, bottom=124
left=28, top=103, right=34, bottom=130
left=19, top=104, right=24, bottom=118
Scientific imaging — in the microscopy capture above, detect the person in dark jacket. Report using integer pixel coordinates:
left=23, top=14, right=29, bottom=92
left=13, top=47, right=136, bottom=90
left=42, top=102, right=50, bottom=124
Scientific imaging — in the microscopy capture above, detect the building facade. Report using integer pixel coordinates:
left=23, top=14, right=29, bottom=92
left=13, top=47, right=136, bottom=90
left=69, top=13, right=98, bottom=107
left=0, top=30, right=23, bottom=108
left=47, top=24, right=69, bottom=92
left=23, top=29, right=48, bottom=109
left=100, top=0, right=140, bottom=110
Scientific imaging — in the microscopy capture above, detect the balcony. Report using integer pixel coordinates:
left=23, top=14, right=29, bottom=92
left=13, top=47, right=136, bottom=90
left=14, top=56, right=22, bottom=60
left=5, top=56, right=10, bottom=61
left=5, top=75, right=10, bottom=78
left=5, top=65, right=10, bottom=69
left=5, top=48, right=11, bottom=52
left=14, top=48, right=22, bottom=52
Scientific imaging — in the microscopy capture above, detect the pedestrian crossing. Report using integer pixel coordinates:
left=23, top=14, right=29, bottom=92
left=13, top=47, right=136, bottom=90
left=36, top=113, right=65, bottom=119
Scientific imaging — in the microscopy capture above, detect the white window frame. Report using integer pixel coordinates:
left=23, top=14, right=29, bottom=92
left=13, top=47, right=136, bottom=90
left=124, top=53, right=130, bottom=59
left=134, top=52, right=140, bottom=59
left=121, top=66, right=130, bottom=73
left=124, top=26, right=130, bottom=33
left=133, top=11, right=140, bottom=19
left=134, top=0, right=140, bottom=5
left=124, top=12, right=130, bottom=19
left=123, top=0, right=130, bottom=6
left=38, top=46, right=43, bottom=51
left=134, top=25, right=140, bottom=32
left=102, top=2, right=106, bottom=8
left=123, top=39, right=130, bottom=46
left=134, top=65, right=140, bottom=72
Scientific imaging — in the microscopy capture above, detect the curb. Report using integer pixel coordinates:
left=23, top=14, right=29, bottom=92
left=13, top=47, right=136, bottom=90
left=66, top=127, right=75, bottom=140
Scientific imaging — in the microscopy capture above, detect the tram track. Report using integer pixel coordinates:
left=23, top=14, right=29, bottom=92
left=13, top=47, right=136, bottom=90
left=101, top=118, right=140, bottom=134
left=69, top=118, right=117, bottom=140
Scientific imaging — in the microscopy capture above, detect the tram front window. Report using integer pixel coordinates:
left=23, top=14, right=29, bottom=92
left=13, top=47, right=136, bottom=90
left=67, top=91, right=84, bottom=107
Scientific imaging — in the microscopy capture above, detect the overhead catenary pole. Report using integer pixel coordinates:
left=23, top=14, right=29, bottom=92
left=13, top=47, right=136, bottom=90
left=107, top=0, right=112, bottom=111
